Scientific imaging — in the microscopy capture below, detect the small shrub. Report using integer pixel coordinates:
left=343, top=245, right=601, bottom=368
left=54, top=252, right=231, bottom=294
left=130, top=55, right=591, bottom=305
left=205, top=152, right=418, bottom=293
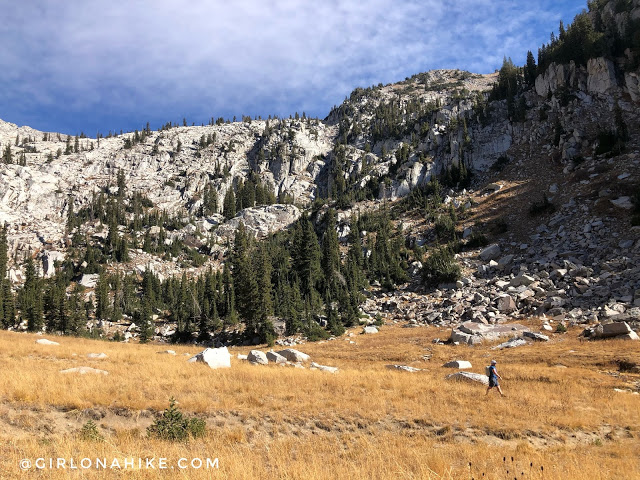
left=490, top=218, right=508, bottom=234
left=435, top=214, right=456, bottom=241
left=422, top=247, right=461, bottom=287
left=147, top=398, right=207, bottom=442
left=465, top=232, right=488, bottom=249
left=79, top=420, right=104, bottom=442
left=305, top=322, right=331, bottom=342
left=555, top=323, right=567, bottom=333
left=529, top=195, right=556, bottom=216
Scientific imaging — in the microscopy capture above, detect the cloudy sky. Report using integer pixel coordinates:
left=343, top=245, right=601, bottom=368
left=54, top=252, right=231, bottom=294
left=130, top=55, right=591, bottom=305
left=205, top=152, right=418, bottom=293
left=1, top=1, right=587, bottom=135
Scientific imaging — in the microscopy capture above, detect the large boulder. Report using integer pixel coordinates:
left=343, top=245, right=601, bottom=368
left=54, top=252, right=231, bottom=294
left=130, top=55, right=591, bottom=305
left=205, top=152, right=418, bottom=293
left=188, top=347, right=231, bottom=369
left=277, top=348, right=310, bottom=363
left=445, top=372, right=489, bottom=386
left=362, top=326, right=379, bottom=334
left=479, top=244, right=501, bottom=261
left=497, top=295, right=517, bottom=313
left=451, top=321, right=529, bottom=345
left=247, top=350, right=268, bottom=365
left=266, top=351, right=287, bottom=364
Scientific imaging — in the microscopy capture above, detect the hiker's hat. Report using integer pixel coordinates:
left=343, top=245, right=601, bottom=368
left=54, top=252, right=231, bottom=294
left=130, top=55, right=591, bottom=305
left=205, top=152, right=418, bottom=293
left=491, top=360, right=497, bottom=364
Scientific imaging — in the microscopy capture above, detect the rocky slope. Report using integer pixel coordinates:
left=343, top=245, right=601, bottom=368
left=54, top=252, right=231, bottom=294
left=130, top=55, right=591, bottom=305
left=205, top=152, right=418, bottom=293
left=0, top=0, right=639, bottom=344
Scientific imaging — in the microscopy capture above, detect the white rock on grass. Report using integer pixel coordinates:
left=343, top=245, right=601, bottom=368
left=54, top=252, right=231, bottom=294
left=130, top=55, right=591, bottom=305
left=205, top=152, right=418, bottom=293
left=492, top=338, right=528, bottom=350
left=237, top=354, right=248, bottom=360
left=277, top=348, right=310, bottom=363
left=158, top=350, right=176, bottom=355
left=87, top=353, right=107, bottom=359
left=386, top=364, right=421, bottom=372
left=266, top=351, right=287, bottom=364
left=188, top=347, right=231, bottom=369
left=523, top=331, right=549, bottom=342
left=310, top=362, right=339, bottom=373
left=60, top=367, right=108, bottom=375
left=36, top=339, right=59, bottom=346
left=248, top=350, right=268, bottom=365
left=442, top=360, right=472, bottom=369
left=362, top=326, right=379, bottom=334
left=445, top=372, right=489, bottom=385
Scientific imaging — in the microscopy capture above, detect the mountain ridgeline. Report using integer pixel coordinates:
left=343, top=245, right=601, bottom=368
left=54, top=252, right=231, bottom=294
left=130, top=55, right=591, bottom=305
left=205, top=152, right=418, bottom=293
left=0, top=0, right=638, bottom=345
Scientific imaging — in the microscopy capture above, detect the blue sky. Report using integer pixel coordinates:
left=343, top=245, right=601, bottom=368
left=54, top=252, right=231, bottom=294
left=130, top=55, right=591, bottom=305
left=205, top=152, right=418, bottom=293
left=0, top=1, right=587, bottom=136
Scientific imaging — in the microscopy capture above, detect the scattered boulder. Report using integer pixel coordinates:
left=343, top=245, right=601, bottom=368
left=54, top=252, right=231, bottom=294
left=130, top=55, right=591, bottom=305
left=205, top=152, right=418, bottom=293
left=237, top=354, right=248, bottom=360
left=158, top=350, right=176, bottom=355
left=310, top=362, right=339, bottom=373
left=362, top=326, right=379, bottom=334
left=86, top=353, right=108, bottom=359
left=450, top=321, right=529, bottom=345
left=266, top=351, right=287, bottom=364
left=445, top=372, right=489, bottom=386
left=277, top=348, right=310, bottom=363
left=248, top=350, right=269, bottom=365
left=443, top=360, right=472, bottom=369
left=480, top=244, right=501, bottom=261
left=523, top=331, right=549, bottom=342
left=497, top=295, right=517, bottom=313
left=60, top=367, right=108, bottom=375
left=36, top=339, right=59, bottom=346
left=510, top=274, right=535, bottom=287
left=386, top=365, right=421, bottom=372
left=492, top=337, right=528, bottom=350
left=188, top=347, right=231, bottom=369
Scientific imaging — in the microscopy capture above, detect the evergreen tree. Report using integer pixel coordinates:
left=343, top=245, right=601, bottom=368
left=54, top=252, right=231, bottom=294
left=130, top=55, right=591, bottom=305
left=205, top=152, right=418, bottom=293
left=223, top=188, right=236, bottom=219
left=22, top=256, right=44, bottom=331
left=94, top=273, right=110, bottom=320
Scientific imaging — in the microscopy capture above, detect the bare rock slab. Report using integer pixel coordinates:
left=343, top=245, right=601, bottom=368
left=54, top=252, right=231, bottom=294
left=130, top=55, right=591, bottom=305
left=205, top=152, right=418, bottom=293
left=446, top=371, right=489, bottom=386
left=36, top=339, right=59, bottom=346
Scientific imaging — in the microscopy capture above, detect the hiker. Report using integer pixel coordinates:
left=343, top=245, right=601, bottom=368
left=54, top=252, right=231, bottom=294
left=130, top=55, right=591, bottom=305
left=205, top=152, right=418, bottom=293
left=486, top=359, right=504, bottom=396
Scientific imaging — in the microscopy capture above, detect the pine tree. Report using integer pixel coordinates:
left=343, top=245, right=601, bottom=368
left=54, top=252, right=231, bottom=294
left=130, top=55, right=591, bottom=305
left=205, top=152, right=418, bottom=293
left=137, top=300, right=154, bottom=343
left=231, top=223, right=259, bottom=335
left=23, top=256, right=44, bottom=331
left=223, top=188, right=236, bottom=219
left=95, top=273, right=110, bottom=320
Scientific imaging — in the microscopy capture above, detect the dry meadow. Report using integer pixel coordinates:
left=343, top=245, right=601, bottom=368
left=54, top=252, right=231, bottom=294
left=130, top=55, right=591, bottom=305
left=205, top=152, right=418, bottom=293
left=1, top=322, right=639, bottom=479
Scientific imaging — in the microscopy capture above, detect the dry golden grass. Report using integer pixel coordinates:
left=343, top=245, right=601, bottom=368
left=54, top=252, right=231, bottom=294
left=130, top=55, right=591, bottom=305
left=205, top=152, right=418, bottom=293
left=1, top=325, right=639, bottom=479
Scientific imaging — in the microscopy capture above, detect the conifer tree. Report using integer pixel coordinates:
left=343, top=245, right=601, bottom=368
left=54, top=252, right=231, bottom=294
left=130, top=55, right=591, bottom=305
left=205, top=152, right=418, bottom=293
left=223, top=188, right=236, bottom=219
left=23, top=256, right=44, bottom=331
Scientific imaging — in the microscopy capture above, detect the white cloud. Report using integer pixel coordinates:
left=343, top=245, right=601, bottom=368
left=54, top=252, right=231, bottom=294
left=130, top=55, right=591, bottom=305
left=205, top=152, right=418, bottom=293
left=0, top=0, right=587, bottom=132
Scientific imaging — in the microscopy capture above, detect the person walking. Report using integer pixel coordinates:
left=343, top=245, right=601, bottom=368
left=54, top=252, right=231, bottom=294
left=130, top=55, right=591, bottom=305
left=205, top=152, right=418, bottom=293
left=486, top=360, right=504, bottom=396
